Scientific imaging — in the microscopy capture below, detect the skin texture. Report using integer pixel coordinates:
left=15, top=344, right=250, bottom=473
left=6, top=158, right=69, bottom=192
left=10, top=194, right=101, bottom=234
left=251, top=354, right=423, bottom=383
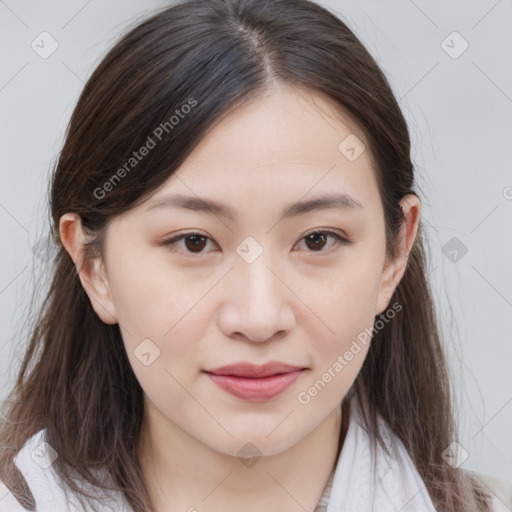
left=60, top=84, right=421, bottom=512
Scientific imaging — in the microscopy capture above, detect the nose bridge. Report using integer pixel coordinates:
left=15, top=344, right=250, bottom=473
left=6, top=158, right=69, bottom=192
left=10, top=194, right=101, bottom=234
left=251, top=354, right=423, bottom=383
left=219, top=237, right=295, bottom=341
left=240, top=253, right=279, bottom=307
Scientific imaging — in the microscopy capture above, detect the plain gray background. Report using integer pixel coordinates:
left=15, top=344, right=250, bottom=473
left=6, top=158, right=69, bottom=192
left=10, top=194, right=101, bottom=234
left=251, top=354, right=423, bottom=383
left=0, top=0, right=511, bottom=483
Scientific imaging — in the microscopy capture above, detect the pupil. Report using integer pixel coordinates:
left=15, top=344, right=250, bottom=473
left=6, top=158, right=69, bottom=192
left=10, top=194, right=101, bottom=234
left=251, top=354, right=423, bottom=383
left=186, top=235, right=206, bottom=252
left=307, top=233, right=326, bottom=251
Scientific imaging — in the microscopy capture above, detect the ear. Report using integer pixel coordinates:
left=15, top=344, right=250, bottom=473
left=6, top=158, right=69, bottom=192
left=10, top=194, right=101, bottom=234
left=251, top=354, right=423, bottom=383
left=59, top=213, right=118, bottom=324
left=375, top=194, right=421, bottom=316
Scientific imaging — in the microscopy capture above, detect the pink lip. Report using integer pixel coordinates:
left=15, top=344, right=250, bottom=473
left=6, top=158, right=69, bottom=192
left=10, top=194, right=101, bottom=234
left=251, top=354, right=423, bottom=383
left=203, top=361, right=306, bottom=401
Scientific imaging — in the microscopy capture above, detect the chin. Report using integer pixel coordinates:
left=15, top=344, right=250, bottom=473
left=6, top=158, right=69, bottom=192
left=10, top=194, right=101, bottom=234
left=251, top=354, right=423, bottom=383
left=206, top=428, right=302, bottom=459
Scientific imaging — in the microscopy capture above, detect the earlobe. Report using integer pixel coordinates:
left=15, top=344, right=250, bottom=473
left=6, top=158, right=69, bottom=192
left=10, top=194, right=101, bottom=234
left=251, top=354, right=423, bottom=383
left=375, top=194, right=421, bottom=316
left=375, top=255, right=400, bottom=316
left=59, top=213, right=118, bottom=325
left=82, top=257, right=118, bottom=325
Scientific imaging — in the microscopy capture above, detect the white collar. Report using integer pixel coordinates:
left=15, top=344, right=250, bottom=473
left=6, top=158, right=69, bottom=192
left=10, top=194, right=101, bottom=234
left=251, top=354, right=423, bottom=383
left=324, top=397, right=437, bottom=512
left=3, top=398, right=436, bottom=512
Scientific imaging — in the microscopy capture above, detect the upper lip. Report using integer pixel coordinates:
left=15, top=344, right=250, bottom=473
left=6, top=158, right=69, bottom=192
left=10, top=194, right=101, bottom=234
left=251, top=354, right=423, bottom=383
left=204, top=361, right=305, bottom=378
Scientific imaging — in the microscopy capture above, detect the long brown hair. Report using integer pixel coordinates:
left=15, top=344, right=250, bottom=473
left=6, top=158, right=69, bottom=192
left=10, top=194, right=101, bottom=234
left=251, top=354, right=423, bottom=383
left=0, top=0, right=491, bottom=510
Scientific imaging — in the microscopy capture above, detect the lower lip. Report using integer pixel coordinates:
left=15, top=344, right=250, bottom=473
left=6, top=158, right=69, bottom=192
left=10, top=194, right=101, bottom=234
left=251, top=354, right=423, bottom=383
left=205, top=370, right=304, bottom=401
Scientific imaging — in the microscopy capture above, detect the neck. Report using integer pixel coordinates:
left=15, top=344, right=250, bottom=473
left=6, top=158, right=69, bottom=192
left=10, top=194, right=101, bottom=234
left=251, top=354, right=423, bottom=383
left=137, top=400, right=345, bottom=512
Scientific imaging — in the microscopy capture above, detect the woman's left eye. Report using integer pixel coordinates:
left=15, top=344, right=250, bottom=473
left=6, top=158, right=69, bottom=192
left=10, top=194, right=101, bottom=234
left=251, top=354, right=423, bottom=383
left=294, top=230, right=350, bottom=253
left=160, top=230, right=350, bottom=256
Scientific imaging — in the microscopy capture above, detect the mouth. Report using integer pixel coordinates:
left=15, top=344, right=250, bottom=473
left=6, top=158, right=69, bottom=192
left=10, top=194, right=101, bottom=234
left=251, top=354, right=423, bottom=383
left=202, top=361, right=306, bottom=401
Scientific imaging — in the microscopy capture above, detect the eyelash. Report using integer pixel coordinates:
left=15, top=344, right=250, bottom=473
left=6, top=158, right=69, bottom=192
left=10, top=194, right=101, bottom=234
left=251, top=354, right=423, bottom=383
left=159, top=230, right=351, bottom=257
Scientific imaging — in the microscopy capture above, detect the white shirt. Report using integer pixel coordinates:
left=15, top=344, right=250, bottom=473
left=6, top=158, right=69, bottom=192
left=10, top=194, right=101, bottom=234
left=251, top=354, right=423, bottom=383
left=1, top=398, right=504, bottom=511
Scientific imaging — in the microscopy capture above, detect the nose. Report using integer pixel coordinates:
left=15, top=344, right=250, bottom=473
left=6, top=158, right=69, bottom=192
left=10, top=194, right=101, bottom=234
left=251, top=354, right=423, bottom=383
left=217, top=254, right=296, bottom=343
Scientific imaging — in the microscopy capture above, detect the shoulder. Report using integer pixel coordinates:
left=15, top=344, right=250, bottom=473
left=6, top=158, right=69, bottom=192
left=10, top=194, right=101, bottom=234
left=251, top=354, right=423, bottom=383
left=465, top=470, right=512, bottom=512
left=1, top=429, right=132, bottom=512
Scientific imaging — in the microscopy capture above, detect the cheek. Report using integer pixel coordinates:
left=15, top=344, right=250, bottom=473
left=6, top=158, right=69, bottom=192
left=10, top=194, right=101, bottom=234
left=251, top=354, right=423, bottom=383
left=298, top=288, right=375, bottom=409
left=301, top=252, right=382, bottom=384
left=107, top=248, right=195, bottom=337
left=307, top=258, right=381, bottom=338
left=108, top=251, right=211, bottom=378
left=312, top=298, right=374, bottom=388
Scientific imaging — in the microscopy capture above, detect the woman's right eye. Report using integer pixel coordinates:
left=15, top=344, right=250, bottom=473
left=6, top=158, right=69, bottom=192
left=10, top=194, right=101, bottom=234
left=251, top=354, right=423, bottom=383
left=160, top=233, right=218, bottom=255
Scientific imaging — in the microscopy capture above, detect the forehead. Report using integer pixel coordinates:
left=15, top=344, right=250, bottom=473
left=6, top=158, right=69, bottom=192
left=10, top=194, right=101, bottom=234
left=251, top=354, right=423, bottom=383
left=141, top=84, right=381, bottom=222
left=182, top=84, right=372, bottom=171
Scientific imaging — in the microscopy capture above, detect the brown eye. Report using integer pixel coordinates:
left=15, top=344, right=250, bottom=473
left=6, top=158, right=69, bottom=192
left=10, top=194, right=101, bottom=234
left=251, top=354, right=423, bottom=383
left=304, top=232, right=329, bottom=251
left=161, top=230, right=350, bottom=257
left=183, top=234, right=208, bottom=253
left=296, top=230, right=349, bottom=253
left=161, top=233, right=217, bottom=255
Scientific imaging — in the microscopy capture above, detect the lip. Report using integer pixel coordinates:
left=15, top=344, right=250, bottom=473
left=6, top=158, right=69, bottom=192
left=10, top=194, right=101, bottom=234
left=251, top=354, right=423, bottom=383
left=203, top=361, right=306, bottom=401
left=205, top=361, right=304, bottom=378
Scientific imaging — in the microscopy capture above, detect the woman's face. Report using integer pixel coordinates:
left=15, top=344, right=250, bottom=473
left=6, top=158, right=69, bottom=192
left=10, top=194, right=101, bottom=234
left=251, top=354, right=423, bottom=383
left=71, top=84, right=417, bottom=457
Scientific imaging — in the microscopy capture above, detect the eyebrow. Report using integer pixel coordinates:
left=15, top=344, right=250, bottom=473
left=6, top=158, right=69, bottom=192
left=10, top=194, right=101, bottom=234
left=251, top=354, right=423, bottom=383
left=145, top=193, right=364, bottom=220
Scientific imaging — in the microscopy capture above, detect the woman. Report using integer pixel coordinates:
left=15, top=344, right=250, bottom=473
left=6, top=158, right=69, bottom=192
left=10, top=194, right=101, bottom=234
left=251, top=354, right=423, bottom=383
left=0, top=0, right=499, bottom=510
